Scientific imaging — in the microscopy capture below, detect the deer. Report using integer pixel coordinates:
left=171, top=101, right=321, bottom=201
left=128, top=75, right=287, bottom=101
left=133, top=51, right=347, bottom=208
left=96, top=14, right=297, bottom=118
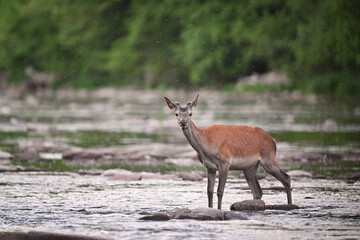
left=164, top=94, right=292, bottom=210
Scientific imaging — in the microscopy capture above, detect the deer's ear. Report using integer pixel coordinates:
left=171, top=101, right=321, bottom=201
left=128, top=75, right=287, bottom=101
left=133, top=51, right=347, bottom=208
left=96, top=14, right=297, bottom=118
left=190, top=94, right=199, bottom=109
left=164, top=97, right=177, bottom=111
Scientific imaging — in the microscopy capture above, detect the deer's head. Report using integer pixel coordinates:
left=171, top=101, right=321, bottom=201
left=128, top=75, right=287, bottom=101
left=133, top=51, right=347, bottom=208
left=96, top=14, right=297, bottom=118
left=164, top=94, right=199, bottom=129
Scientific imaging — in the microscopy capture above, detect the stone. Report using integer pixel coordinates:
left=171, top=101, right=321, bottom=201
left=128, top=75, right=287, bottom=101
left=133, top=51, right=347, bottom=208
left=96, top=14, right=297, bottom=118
left=140, top=172, right=175, bottom=180
left=287, top=170, right=313, bottom=178
left=0, top=165, right=25, bottom=172
left=265, top=204, right=300, bottom=210
left=172, top=208, right=191, bottom=219
left=14, top=152, right=39, bottom=163
left=109, top=173, right=142, bottom=181
left=102, top=169, right=133, bottom=177
left=139, top=212, right=171, bottom=221
left=322, top=119, right=338, bottom=132
left=103, top=169, right=142, bottom=181
left=237, top=72, right=288, bottom=89
left=230, top=200, right=266, bottom=211
left=336, top=172, right=360, bottom=181
left=173, top=208, right=224, bottom=220
left=0, top=231, right=108, bottom=240
left=0, top=150, right=13, bottom=160
left=77, top=169, right=104, bottom=175
left=224, top=211, right=248, bottom=220
left=177, top=172, right=203, bottom=181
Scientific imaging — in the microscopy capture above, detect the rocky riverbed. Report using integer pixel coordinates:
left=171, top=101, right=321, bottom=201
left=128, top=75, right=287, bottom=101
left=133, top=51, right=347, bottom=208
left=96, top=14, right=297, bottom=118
left=0, top=171, right=359, bottom=240
left=0, top=88, right=359, bottom=239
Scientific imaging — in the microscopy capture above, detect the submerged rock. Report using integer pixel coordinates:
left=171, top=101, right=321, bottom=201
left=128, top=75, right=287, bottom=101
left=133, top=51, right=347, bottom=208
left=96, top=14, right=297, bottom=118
left=14, top=152, right=39, bottom=163
left=0, top=150, right=13, bottom=160
left=139, top=212, right=172, bottom=221
left=140, top=208, right=248, bottom=221
left=336, top=172, right=360, bottom=181
left=265, top=204, right=300, bottom=210
left=224, top=211, right=248, bottom=220
left=140, top=172, right=175, bottom=180
left=173, top=208, right=226, bottom=220
left=230, top=200, right=266, bottom=211
left=0, top=231, right=108, bottom=240
left=0, top=165, right=25, bottom=172
left=177, top=172, right=203, bottom=181
left=102, top=169, right=133, bottom=177
left=231, top=200, right=299, bottom=211
left=103, top=169, right=142, bottom=181
left=109, top=173, right=142, bottom=181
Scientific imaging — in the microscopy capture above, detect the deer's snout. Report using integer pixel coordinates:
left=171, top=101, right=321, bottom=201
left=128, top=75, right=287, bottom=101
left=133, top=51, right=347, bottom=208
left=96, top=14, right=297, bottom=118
left=179, top=120, right=187, bottom=127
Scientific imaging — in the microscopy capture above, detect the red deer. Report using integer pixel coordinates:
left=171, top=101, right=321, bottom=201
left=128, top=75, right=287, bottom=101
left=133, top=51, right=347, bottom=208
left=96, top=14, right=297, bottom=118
left=165, top=94, right=292, bottom=210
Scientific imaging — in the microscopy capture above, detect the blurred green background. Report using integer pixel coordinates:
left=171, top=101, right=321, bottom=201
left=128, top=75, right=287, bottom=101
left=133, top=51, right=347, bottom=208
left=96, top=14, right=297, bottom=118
left=0, top=0, right=359, bottom=95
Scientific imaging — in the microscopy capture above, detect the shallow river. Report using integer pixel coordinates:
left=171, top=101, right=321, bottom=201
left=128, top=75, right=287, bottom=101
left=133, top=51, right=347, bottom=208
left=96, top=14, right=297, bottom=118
left=1, top=171, right=359, bottom=240
left=0, top=89, right=359, bottom=239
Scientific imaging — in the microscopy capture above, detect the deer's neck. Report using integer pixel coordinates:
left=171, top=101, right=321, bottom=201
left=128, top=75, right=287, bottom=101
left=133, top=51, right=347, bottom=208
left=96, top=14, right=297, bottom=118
left=182, top=121, right=206, bottom=154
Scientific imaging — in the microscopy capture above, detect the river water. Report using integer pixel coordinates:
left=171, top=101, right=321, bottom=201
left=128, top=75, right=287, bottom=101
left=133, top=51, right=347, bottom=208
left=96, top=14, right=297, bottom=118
left=0, top=89, right=359, bottom=239
left=0, top=171, right=359, bottom=240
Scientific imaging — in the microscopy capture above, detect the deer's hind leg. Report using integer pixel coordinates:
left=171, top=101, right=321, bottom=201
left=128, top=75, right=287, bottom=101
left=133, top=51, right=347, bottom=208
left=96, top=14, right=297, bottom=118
left=260, top=159, right=292, bottom=204
left=243, top=161, right=263, bottom=200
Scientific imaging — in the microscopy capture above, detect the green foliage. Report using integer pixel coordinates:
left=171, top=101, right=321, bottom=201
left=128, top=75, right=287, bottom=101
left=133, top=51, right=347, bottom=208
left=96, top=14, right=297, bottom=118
left=291, top=71, right=360, bottom=96
left=0, top=0, right=359, bottom=95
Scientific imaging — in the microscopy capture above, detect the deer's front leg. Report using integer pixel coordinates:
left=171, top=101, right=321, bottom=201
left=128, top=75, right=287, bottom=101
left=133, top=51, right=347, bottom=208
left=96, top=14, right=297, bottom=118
left=217, top=164, right=229, bottom=210
left=207, top=169, right=216, bottom=208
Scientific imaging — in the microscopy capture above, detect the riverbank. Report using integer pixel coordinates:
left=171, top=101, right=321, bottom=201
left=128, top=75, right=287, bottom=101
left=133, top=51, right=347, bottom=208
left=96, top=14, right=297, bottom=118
left=1, top=88, right=359, bottom=178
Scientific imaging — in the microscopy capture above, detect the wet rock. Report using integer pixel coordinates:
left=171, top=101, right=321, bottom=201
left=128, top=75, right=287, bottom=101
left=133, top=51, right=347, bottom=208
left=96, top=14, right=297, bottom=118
left=76, top=151, right=105, bottom=160
left=140, top=208, right=248, bottom=221
left=25, top=66, right=56, bottom=91
left=287, top=170, right=313, bottom=178
left=102, top=169, right=132, bottom=177
left=0, top=231, right=108, bottom=240
left=103, top=169, right=142, bottom=181
left=26, top=124, right=57, bottom=133
left=139, top=212, right=172, bottom=221
left=0, top=150, right=13, bottom=160
left=173, top=208, right=224, bottom=220
left=224, top=211, right=248, bottom=220
left=230, top=200, right=266, bottom=211
left=14, top=152, right=39, bottom=163
left=77, top=169, right=104, bottom=175
left=177, top=172, right=203, bottom=181
left=109, top=174, right=142, bottom=181
left=322, top=119, right=338, bottom=132
left=336, top=172, right=360, bottom=181
left=141, top=172, right=175, bottom=180
left=237, top=72, right=288, bottom=87
left=0, top=165, right=25, bottom=172
left=265, top=204, right=300, bottom=210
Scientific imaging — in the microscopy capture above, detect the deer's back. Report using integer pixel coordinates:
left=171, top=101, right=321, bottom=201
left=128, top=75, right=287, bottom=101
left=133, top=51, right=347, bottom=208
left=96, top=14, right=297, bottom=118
left=203, top=125, right=276, bottom=163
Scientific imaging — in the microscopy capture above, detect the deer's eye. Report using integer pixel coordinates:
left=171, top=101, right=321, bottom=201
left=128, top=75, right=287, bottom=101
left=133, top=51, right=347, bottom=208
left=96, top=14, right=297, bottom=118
left=175, top=113, right=179, bottom=116
left=189, top=113, right=192, bottom=116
